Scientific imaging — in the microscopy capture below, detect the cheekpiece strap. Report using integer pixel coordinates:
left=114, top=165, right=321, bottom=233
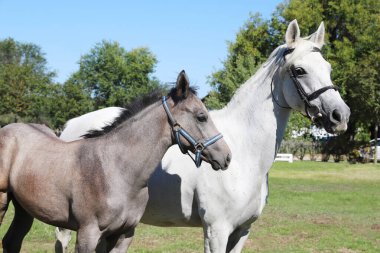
left=162, top=96, right=177, bottom=126
left=162, top=96, right=224, bottom=168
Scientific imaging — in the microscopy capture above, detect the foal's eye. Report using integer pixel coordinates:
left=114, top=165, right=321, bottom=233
left=295, top=67, right=307, bottom=76
left=196, top=113, right=208, bottom=122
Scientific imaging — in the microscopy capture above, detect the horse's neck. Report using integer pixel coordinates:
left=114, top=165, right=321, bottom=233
left=215, top=67, right=290, bottom=176
left=101, top=102, right=172, bottom=185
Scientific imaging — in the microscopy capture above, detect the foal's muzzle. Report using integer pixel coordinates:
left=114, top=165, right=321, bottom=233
left=175, top=128, right=223, bottom=167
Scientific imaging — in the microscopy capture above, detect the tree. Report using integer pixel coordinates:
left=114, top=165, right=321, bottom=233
left=282, top=0, right=380, bottom=130
left=70, top=40, right=160, bottom=109
left=206, top=0, right=380, bottom=149
left=206, top=13, right=278, bottom=109
left=49, top=77, right=94, bottom=130
left=282, top=0, right=380, bottom=160
left=0, top=38, right=57, bottom=126
left=205, top=11, right=312, bottom=135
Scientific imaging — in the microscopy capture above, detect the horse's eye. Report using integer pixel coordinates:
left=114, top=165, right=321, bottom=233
left=295, top=67, right=307, bottom=76
left=197, top=113, right=207, bottom=122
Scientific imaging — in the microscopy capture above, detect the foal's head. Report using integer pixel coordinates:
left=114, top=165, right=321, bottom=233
left=278, top=20, right=350, bottom=133
left=166, top=70, right=231, bottom=170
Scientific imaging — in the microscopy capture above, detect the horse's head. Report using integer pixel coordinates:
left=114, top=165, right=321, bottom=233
left=164, top=70, right=231, bottom=170
left=278, top=20, right=350, bottom=133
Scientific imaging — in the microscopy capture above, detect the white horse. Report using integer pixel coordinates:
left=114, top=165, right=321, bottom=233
left=56, top=20, right=350, bottom=252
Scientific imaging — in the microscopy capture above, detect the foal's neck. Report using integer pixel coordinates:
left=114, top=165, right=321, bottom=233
left=102, top=100, right=172, bottom=186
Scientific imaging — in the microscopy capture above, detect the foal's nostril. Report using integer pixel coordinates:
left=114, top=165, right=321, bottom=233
left=330, top=109, right=342, bottom=123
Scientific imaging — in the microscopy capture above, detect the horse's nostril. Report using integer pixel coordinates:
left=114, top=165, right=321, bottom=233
left=331, top=109, right=342, bottom=123
left=226, top=153, right=231, bottom=165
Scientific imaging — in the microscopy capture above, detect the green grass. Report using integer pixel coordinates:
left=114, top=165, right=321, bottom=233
left=248, top=162, right=380, bottom=253
left=0, top=161, right=379, bottom=252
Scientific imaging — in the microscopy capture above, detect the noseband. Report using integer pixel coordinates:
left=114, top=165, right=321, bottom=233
left=272, top=47, right=339, bottom=121
left=162, top=96, right=223, bottom=167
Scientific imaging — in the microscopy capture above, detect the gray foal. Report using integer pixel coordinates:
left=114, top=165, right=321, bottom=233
left=0, top=71, right=231, bottom=252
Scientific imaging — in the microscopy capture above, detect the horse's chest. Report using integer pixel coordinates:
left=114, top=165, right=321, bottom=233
left=100, top=187, right=149, bottom=232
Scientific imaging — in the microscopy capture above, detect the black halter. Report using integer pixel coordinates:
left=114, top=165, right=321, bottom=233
left=162, top=96, right=223, bottom=168
left=274, top=47, right=339, bottom=120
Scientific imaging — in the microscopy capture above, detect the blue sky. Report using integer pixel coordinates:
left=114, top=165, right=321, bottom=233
left=0, top=0, right=282, bottom=97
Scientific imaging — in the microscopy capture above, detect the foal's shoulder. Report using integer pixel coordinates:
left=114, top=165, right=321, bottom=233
left=27, top=123, right=57, bottom=137
left=1, top=123, right=57, bottom=138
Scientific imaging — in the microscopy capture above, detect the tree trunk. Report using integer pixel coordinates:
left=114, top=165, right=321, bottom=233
left=374, top=123, right=378, bottom=164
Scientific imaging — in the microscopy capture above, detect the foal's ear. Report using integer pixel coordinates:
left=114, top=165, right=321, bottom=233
left=175, top=70, right=190, bottom=99
left=285, top=19, right=301, bottom=47
left=309, top=22, right=325, bottom=49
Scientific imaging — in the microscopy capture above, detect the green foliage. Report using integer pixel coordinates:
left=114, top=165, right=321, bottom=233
left=283, top=111, right=312, bottom=140
left=0, top=38, right=161, bottom=129
left=0, top=0, right=378, bottom=141
left=57, top=41, right=162, bottom=127
left=50, top=79, right=94, bottom=129
left=355, top=125, right=371, bottom=143
left=280, top=138, right=322, bottom=161
left=206, top=13, right=280, bottom=109
left=282, top=0, right=380, bottom=139
left=348, top=148, right=361, bottom=164
left=207, top=0, right=380, bottom=144
left=0, top=38, right=57, bottom=127
left=70, top=40, right=160, bottom=109
left=321, top=134, right=353, bottom=162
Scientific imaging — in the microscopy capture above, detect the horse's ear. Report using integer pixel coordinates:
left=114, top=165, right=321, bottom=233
left=285, top=19, right=301, bottom=47
left=175, top=70, right=190, bottom=99
left=310, top=22, right=325, bottom=49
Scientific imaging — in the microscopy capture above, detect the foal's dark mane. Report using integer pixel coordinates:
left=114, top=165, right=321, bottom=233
left=82, top=87, right=197, bottom=139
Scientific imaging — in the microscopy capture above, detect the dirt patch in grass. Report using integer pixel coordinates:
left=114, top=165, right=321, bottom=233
left=312, top=215, right=336, bottom=225
left=337, top=248, right=358, bottom=253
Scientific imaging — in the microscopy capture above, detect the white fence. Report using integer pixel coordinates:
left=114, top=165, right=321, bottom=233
left=275, top=153, right=293, bottom=163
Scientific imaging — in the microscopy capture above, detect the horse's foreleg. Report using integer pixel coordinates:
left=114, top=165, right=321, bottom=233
left=75, top=224, right=101, bottom=253
left=105, top=228, right=135, bottom=253
left=226, top=224, right=251, bottom=253
left=0, top=162, right=10, bottom=226
left=0, top=192, right=9, bottom=225
left=55, top=227, right=73, bottom=253
left=2, top=199, right=34, bottom=253
left=203, top=222, right=231, bottom=253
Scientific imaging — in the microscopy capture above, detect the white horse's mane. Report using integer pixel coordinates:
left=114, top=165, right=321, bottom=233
left=225, top=38, right=321, bottom=112
left=224, top=44, right=287, bottom=111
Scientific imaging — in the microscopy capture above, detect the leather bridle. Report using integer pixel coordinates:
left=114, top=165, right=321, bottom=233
left=162, top=96, right=223, bottom=167
left=272, top=47, right=339, bottom=121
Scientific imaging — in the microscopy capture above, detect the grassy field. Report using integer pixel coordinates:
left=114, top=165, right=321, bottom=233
left=0, top=161, right=379, bottom=252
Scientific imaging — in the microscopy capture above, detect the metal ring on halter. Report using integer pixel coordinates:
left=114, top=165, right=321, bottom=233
left=162, top=96, right=224, bottom=168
